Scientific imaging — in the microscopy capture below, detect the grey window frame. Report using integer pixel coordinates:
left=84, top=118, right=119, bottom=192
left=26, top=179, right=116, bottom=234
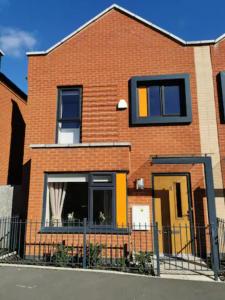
left=89, top=186, right=116, bottom=229
left=89, top=172, right=115, bottom=229
left=130, top=74, right=192, bottom=125
left=89, top=172, right=115, bottom=187
left=41, top=172, right=118, bottom=233
left=56, top=87, right=82, bottom=143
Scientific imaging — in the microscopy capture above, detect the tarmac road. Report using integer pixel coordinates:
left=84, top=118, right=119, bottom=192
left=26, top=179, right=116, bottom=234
left=0, top=265, right=224, bottom=300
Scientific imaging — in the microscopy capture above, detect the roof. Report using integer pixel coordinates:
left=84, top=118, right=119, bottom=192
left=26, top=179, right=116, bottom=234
left=0, top=72, right=27, bottom=101
left=26, top=4, right=225, bottom=56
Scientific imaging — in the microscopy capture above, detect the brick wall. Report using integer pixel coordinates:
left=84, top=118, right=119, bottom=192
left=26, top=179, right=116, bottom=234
left=26, top=9, right=205, bottom=223
left=27, top=146, right=130, bottom=220
left=0, top=80, right=27, bottom=185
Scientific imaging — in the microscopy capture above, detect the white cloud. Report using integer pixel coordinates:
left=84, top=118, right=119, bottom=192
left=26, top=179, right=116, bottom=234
left=0, top=27, right=37, bottom=57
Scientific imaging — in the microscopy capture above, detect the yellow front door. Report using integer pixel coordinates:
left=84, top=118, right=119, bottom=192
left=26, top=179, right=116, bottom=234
left=154, top=175, right=192, bottom=255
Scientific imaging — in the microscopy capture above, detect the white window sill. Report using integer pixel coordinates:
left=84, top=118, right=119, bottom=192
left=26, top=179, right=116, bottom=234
left=30, top=142, right=131, bottom=149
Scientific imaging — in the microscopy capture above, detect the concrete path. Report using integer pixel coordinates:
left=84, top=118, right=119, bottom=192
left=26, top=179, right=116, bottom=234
left=0, top=265, right=224, bottom=300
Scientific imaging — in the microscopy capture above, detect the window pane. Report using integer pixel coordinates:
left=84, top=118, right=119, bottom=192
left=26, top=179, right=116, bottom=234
left=62, top=182, right=88, bottom=226
left=61, top=90, right=80, bottom=119
left=164, top=85, right=181, bottom=115
left=93, top=190, right=113, bottom=225
left=47, top=182, right=88, bottom=227
left=61, top=121, right=80, bottom=129
left=58, top=122, right=80, bottom=144
left=149, top=86, right=161, bottom=116
left=175, top=182, right=183, bottom=218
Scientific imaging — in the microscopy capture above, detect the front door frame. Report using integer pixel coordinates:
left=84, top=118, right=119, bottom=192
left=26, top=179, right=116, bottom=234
left=152, top=172, right=195, bottom=255
left=151, top=156, right=219, bottom=280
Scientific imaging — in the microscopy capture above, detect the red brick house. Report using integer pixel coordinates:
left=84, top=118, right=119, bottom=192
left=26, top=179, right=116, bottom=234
left=22, top=5, right=225, bottom=270
left=0, top=50, right=27, bottom=218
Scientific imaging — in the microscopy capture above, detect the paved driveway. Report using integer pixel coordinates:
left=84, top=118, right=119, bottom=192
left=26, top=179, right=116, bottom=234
left=0, top=266, right=224, bottom=300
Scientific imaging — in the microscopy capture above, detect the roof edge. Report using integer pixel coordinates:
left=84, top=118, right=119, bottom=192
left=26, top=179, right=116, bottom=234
left=215, top=33, right=225, bottom=43
left=26, top=3, right=187, bottom=56
left=0, top=72, right=27, bottom=101
left=186, top=39, right=215, bottom=45
left=26, top=4, right=225, bottom=56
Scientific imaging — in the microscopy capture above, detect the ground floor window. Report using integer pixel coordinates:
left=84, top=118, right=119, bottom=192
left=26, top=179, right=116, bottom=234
left=44, top=173, right=115, bottom=228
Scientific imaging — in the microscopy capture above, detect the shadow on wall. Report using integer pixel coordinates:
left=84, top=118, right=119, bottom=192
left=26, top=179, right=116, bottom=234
left=7, top=100, right=25, bottom=185
left=11, top=160, right=31, bottom=220
left=190, top=188, right=224, bottom=258
left=216, top=73, right=225, bottom=124
left=193, top=187, right=207, bottom=258
left=6, top=100, right=30, bottom=219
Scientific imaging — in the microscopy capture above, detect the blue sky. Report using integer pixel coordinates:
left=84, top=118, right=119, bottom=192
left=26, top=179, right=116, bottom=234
left=0, top=0, right=225, bottom=93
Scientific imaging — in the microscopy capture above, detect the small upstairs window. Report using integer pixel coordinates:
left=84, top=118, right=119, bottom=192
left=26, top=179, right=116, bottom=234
left=57, top=88, right=82, bottom=144
left=130, top=74, right=192, bottom=125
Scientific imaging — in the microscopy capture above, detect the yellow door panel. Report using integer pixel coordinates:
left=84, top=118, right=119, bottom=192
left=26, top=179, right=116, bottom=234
left=116, top=173, right=127, bottom=228
left=154, top=175, right=191, bottom=255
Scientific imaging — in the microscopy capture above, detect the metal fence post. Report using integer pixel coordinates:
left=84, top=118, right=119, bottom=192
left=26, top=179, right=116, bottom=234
left=154, top=222, right=160, bottom=276
left=211, top=223, right=219, bottom=281
left=83, top=218, right=87, bottom=269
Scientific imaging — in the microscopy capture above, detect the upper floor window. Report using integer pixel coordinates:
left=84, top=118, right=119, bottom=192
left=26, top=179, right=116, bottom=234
left=57, top=88, right=82, bottom=144
left=130, top=74, right=192, bottom=125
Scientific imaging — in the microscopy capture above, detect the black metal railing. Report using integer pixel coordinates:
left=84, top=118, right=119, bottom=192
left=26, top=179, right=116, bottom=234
left=0, top=218, right=157, bottom=275
left=0, top=217, right=223, bottom=279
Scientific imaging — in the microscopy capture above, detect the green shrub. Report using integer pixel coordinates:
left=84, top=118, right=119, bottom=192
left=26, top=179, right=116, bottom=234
left=86, top=243, right=104, bottom=267
left=134, top=251, right=154, bottom=275
left=52, top=244, right=70, bottom=267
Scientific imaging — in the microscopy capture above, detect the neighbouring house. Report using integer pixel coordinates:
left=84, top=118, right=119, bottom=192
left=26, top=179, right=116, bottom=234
left=18, top=4, right=225, bottom=274
left=0, top=50, right=27, bottom=218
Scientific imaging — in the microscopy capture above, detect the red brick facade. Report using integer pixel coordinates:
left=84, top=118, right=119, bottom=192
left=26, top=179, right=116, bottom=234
left=25, top=8, right=209, bottom=225
left=0, top=73, right=27, bottom=185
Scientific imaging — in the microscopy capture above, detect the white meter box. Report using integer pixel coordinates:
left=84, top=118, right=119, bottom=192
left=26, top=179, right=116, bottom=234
left=132, top=205, right=150, bottom=230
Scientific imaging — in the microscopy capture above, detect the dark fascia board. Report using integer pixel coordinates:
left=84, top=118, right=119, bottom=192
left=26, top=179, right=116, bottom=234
left=219, top=71, right=225, bottom=122
left=151, top=156, right=209, bottom=165
left=130, top=73, right=192, bottom=125
left=0, top=72, right=27, bottom=102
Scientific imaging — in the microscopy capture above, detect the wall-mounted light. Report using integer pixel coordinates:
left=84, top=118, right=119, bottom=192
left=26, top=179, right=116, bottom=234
left=117, top=99, right=128, bottom=110
left=136, top=178, right=144, bottom=190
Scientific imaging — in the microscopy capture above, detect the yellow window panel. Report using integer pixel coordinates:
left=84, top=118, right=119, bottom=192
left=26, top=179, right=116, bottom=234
left=138, top=87, right=148, bottom=117
left=116, top=173, right=127, bottom=228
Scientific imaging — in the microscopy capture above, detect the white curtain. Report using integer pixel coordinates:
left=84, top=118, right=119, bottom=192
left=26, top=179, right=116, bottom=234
left=49, top=182, right=67, bottom=227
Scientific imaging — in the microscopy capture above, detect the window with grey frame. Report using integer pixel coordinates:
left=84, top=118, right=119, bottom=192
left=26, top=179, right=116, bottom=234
left=130, top=74, right=192, bottom=125
left=42, top=173, right=115, bottom=231
left=89, top=174, right=115, bottom=227
left=57, top=88, right=82, bottom=144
